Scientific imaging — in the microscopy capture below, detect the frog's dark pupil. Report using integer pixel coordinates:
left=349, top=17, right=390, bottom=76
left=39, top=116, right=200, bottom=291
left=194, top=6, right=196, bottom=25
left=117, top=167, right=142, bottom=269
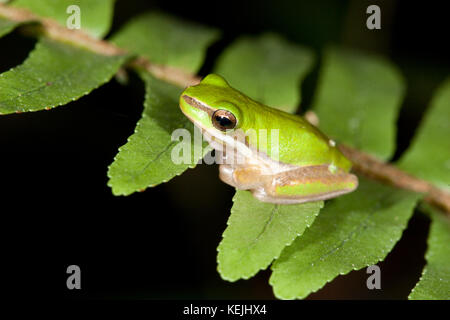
left=216, top=115, right=232, bottom=128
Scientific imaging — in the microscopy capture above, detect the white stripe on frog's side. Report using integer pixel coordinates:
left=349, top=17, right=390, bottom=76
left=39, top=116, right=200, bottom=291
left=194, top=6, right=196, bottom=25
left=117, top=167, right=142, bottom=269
left=192, top=121, right=296, bottom=175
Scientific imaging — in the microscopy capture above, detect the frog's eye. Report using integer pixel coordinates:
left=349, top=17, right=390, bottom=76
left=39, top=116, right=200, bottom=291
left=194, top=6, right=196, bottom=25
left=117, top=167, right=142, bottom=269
left=212, top=109, right=237, bottom=131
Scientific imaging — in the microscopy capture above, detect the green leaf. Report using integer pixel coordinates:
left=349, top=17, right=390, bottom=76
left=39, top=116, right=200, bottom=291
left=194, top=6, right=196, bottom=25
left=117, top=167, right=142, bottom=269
left=0, top=16, right=20, bottom=37
left=398, top=78, right=450, bottom=192
left=111, top=12, right=219, bottom=73
left=107, top=72, right=209, bottom=196
left=108, top=13, right=217, bottom=195
left=312, top=47, right=405, bottom=160
left=409, top=205, right=450, bottom=300
left=217, top=191, right=323, bottom=281
left=12, top=0, right=115, bottom=38
left=214, top=33, right=314, bottom=114
left=270, top=177, right=421, bottom=299
left=0, top=38, right=127, bottom=114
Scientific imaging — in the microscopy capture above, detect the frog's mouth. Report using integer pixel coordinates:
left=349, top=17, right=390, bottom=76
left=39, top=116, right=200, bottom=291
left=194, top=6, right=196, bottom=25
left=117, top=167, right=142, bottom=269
left=194, top=122, right=246, bottom=154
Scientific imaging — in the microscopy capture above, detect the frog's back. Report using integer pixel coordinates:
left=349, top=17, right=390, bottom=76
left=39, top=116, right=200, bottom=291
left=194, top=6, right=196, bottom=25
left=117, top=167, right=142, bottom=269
left=245, top=99, right=351, bottom=171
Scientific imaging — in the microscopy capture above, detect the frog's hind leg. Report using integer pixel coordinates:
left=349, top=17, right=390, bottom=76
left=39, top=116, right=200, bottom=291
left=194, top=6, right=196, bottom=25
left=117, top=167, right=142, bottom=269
left=252, top=165, right=358, bottom=204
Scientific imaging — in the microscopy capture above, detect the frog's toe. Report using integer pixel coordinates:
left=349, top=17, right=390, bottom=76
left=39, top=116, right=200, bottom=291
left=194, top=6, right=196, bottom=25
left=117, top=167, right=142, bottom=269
left=251, top=188, right=309, bottom=204
left=219, top=164, right=237, bottom=187
left=251, top=187, right=269, bottom=201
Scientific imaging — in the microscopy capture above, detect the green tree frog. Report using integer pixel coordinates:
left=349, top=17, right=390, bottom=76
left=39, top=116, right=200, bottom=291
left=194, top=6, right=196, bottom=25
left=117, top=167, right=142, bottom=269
left=179, top=74, right=358, bottom=204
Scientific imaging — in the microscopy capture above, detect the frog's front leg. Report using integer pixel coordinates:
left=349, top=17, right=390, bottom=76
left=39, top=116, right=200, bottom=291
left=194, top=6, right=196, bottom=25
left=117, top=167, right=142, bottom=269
left=252, top=165, right=358, bottom=204
left=219, top=164, right=271, bottom=190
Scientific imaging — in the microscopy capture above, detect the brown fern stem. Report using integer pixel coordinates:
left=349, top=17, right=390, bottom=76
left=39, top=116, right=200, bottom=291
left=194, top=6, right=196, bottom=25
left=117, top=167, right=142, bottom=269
left=1, top=4, right=449, bottom=216
left=339, top=145, right=450, bottom=215
left=0, top=4, right=201, bottom=87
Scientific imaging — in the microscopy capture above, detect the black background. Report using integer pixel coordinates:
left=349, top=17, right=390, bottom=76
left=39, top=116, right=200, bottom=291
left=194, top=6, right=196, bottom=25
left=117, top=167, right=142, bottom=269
left=1, top=0, right=448, bottom=300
